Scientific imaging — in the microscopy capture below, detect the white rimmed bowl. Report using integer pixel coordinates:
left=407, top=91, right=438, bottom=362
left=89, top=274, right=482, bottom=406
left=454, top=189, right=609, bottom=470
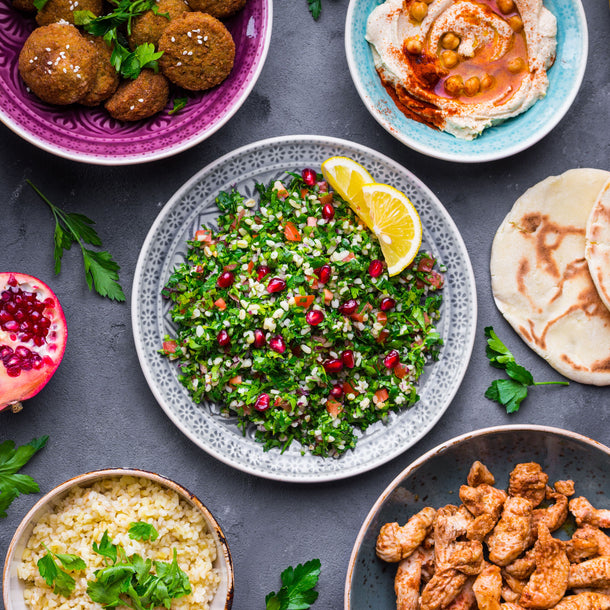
left=3, top=468, right=234, bottom=610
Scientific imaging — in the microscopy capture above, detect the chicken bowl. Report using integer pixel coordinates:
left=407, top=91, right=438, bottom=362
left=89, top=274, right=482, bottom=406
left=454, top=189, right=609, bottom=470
left=344, top=425, right=610, bottom=609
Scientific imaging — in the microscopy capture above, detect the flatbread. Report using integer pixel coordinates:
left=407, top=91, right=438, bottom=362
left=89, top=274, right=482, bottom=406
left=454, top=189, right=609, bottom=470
left=586, top=178, right=610, bottom=312
left=490, top=168, right=610, bottom=385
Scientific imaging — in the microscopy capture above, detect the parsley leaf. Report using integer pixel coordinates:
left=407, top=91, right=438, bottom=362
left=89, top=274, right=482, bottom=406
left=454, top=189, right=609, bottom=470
left=0, top=436, right=48, bottom=518
left=307, top=0, right=322, bottom=19
left=265, top=559, right=321, bottom=610
left=37, top=546, right=85, bottom=597
left=168, top=96, right=188, bottom=115
left=484, top=326, right=568, bottom=413
left=128, top=521, right=159, bottom=542
left=27, top=180, right=125, bottom=302
left=33, top=0, right=50, bottom=9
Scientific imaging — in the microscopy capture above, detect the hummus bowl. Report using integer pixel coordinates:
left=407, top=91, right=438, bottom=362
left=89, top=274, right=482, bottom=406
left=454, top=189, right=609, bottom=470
left=344, top=425, right=610, bottom=608
left=345, top=0, right=587, bottom=162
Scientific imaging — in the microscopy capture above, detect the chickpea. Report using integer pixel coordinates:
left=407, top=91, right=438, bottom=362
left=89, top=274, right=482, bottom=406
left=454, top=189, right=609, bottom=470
left=480, top=73, right=495, bottom=89
left=464, top=76, right=480, bottom=96
left=444, top=75, right=464, bottom=96
left=410, top=1, right=428, bottom=21
left=405, top=38, right=423, bottom=54
left=508, top=57, right=526, bottom=73
left=497, top=0, right=514, bottom=12
left=441, top=32, right=460, bottom=50
left=508, top=15, right=523, bottom=31
left=441, top=50, right=459, bottom=68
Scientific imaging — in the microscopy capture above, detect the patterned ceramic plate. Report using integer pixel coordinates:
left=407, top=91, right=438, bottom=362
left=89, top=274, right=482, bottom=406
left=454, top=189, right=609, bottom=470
left=345, top=0, right=587, bottom=162
left=132, top=136, right=477, bottom=482
left=0, top=0, right=272, bottom=165
left=345, top=425, right=610, bottom=609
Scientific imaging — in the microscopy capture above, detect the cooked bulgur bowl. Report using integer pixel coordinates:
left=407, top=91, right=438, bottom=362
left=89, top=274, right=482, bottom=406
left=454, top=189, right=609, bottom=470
left=17, top=475, right=221, bottom=610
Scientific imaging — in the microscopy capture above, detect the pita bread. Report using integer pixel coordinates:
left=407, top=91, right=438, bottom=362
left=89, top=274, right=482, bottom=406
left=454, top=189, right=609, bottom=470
left=490, top=168, right=610, bottom=385
left=586, top=178, right=610, bottom=312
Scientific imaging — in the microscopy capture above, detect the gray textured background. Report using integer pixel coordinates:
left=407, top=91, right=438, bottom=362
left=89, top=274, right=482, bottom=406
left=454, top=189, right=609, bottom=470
left=1, top=0, right=609, bottom=606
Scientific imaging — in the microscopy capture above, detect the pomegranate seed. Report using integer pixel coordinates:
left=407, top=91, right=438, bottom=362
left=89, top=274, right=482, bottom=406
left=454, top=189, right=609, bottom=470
left=269, top=335, right=286, bottom=354
left=323, top=359, right=343, bottom=374
left=217, top=330, right=230, bottom=346
left=369, top=259, right=384, bottom=278
left=254, top=393, right=271, bottom=411
left=341, top=350, right=355, bottom=368
left=257, top=265, right=271, bottom=281
left=0, top=345, right=13, bottom=360
left=253, top=329, right=266, bottom=348
left=217, top=271, right=235, bottom=288
left=267, top=277, right=286, bottom=294
left=330, top=384, right=344, bottom=399
left=301, top=168, right=317, bottom=186
left=306, top=310, right=324, bottom=326
left=380, top=297, right=396, bottom=311
left=384, top=350, right=400, bottom=368
left=322, top=203, right=335, bottom=221
left=4, top=320, right=18, bottom=332
left=338, top=299, right=358, bottom=315
left=314, top=264, right=331, bottom=284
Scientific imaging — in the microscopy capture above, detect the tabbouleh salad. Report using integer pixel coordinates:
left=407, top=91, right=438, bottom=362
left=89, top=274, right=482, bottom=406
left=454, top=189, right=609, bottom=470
left=161, top=168, right=445, bottom=457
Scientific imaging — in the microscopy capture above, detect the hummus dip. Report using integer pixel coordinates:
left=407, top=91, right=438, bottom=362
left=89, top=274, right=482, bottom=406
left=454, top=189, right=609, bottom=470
left=366, top=0, right=557, bottom=139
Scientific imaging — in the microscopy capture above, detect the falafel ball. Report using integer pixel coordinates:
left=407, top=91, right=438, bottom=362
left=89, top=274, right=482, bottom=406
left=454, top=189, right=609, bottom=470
left=104, top=69, right=170, bottom=121
left=80, top=35, right=120, bottom=106
left=184, top=0, right=245, bottom=20
left=158, top=12, right=235, bottom=91
left=12, top=0, right=36, bottom=14
left=18, top=23, right=99, bottom=105
left=129, top=0, right=191, bottom=50
left=36, top=0, right=103, bottom=26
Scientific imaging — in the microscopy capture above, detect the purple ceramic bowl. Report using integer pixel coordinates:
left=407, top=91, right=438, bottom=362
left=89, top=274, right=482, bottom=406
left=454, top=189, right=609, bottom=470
left=0, top=0, right=272, bottom=165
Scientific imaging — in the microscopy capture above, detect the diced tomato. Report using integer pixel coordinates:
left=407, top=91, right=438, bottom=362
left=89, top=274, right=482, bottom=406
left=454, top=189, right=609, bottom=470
left=318, top=181, right=329, bottom=192
left=394, top=364, right=408, bottom=379
left=229, top=375, right=242, bottom=386
left=276, top=186, right=289, bottom=199
left=343, top=382, right=359, bottom=397
left=194, top=265, right=204, bottom=273
left=307, top=217, right=318, bottom=227
left=320, top=193, right=334, bottom=205
left=351, top=302, right=372, bottom=323
left=326, top=398, right=342, bottom=418
left=423, top=312, right=430, bottom=326
left=376, top=312, right=387, bottom=326
left=223, top=263, right=238, bottom=271
left=323, top=289, right=334, bottom=305
left=376, top=329, right=390, bottom=344
left=295, top=295, right=315, bottom=308
left=342, top=252, right=355, bottom=262
left=214, top=298, right=227, bottom=310
left=247, top=261, right=254, bottom=274
left=374, top=388, right=389, bottom=404
left=284, top=221, right=302, bottom=242
left=195, top=229, right=212, bottom=243
left=162, top=340, right=177, bottom=354
left=301, top=188, right=309, bottom=199
left=427, top=271, right=444, bottom=289
left=306, top=275, right=320, bottom=290
left=417, top=256, right=435, bottom=272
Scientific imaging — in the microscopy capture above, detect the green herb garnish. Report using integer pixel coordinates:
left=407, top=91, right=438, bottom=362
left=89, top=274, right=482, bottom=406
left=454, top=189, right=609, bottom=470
left=307, top=0, right=322, bottom=20
left=484, top=326, right=569, bottom=413
left=265, top=559, right=321, bottom=610
left=27, top=180, right=125, bottom=302
left=88, top=530, right=191, bottom=608
left=168, top=97, right=188, bottom=115
left=128, top=521, right=159, bottom=542
left=37, top=546, right=86, bottom=597
left=0, top=436, right=48, bottom=518
left=33, top=0, right=50, bottom=10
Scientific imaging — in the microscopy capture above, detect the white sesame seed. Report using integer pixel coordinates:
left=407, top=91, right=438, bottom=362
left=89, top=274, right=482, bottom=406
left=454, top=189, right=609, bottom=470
left=138, top=98, right=144, bottom=102
left=176, top=61, right=182, bottom=66
left=203, top=35, right=208, bottom=41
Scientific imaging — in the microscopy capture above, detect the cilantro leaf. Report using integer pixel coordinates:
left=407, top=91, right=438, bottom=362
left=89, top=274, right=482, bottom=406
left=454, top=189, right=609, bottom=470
left=128, top=521, right=159, bottom=542
left=37, top=548, right=85, bottom=597
left=307, top=0, right=322, bottom=19
left=266, top=559, right=321, bottom=610
left=0, top=436, right=48, bottom=518
left=168, top=97, right=188, bottom=116
left=27, top=181, right=126, bottom=302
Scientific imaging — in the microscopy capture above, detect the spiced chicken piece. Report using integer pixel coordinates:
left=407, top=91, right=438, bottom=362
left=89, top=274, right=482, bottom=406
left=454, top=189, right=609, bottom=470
left=468, top=514, right=497, bottom=541
left=554, top=480, right=576, bottom=497
left=570, top=498, right=610, bottom=529
left=503, top=573, right=527, bottom=602
left=473, top=563, right=502, bottom=610
left=568, top=557, right=610, bottom=589
left=395, top=548, right=425, bottom=610
left=376, top=506, right=437, bottom=562
left=567, top=526, right=610, bottom=563
left=446, top=577, right=477, bottom=610
left=421, top=569, right=469, bottom=610
left=487, top=497, right=533, bottom=566
left=531, top=488, right=568, bottom=534
left=552, top=593, right=610, bottom=610
left=505, top=547, right=537, bottom=580
left=460, top=484, right=507, bottom=520
left=468, top=461, right=496, bottom=487
left=508, top=463, right=548, bottom=508
left=501, top=604, right=527, bottom=610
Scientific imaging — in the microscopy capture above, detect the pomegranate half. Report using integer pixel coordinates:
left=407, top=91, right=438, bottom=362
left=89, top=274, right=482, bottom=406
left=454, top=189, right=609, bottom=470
left=0, top=273, right=67, bottom=412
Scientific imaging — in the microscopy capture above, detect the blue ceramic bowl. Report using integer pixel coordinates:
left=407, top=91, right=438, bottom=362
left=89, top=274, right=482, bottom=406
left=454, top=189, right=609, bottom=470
left=344, top=425, right=610, bottom=609
left=345, top=0, right=588, bottom=162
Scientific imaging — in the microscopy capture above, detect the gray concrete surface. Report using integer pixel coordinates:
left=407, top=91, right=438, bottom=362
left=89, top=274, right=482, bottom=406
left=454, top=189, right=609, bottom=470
left=1, top=0, right=609, bottom=607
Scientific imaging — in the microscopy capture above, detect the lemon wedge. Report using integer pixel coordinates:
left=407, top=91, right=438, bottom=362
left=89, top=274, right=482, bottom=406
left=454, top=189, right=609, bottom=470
left=321, top=156, right=375, bottom=229
left=360, top=183, right=422, bottom=276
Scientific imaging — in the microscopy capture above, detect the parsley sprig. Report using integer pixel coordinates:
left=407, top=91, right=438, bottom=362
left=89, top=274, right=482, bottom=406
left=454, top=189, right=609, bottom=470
left=265, top=559, right=321, bottom=610
left=484, top=327, right=569, bottom=413
left=75, top=0, right=166, bottom=79
left=128, top=521, right=159, bottom=542
left=27, top=180, right=125, bottom=302
left=307, top=0, right=322, bottom=20
left=87, top=529, right=192, bottom=608
left=37, top=546, right=86, bottom=597
left=0, top=436, right=48, bottom=518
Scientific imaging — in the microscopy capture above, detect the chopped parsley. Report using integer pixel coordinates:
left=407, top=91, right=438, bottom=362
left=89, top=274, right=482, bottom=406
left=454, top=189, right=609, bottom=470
left=37, top=546, right=86, bottom=597
left=162, top=171, right=444, bottom=457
